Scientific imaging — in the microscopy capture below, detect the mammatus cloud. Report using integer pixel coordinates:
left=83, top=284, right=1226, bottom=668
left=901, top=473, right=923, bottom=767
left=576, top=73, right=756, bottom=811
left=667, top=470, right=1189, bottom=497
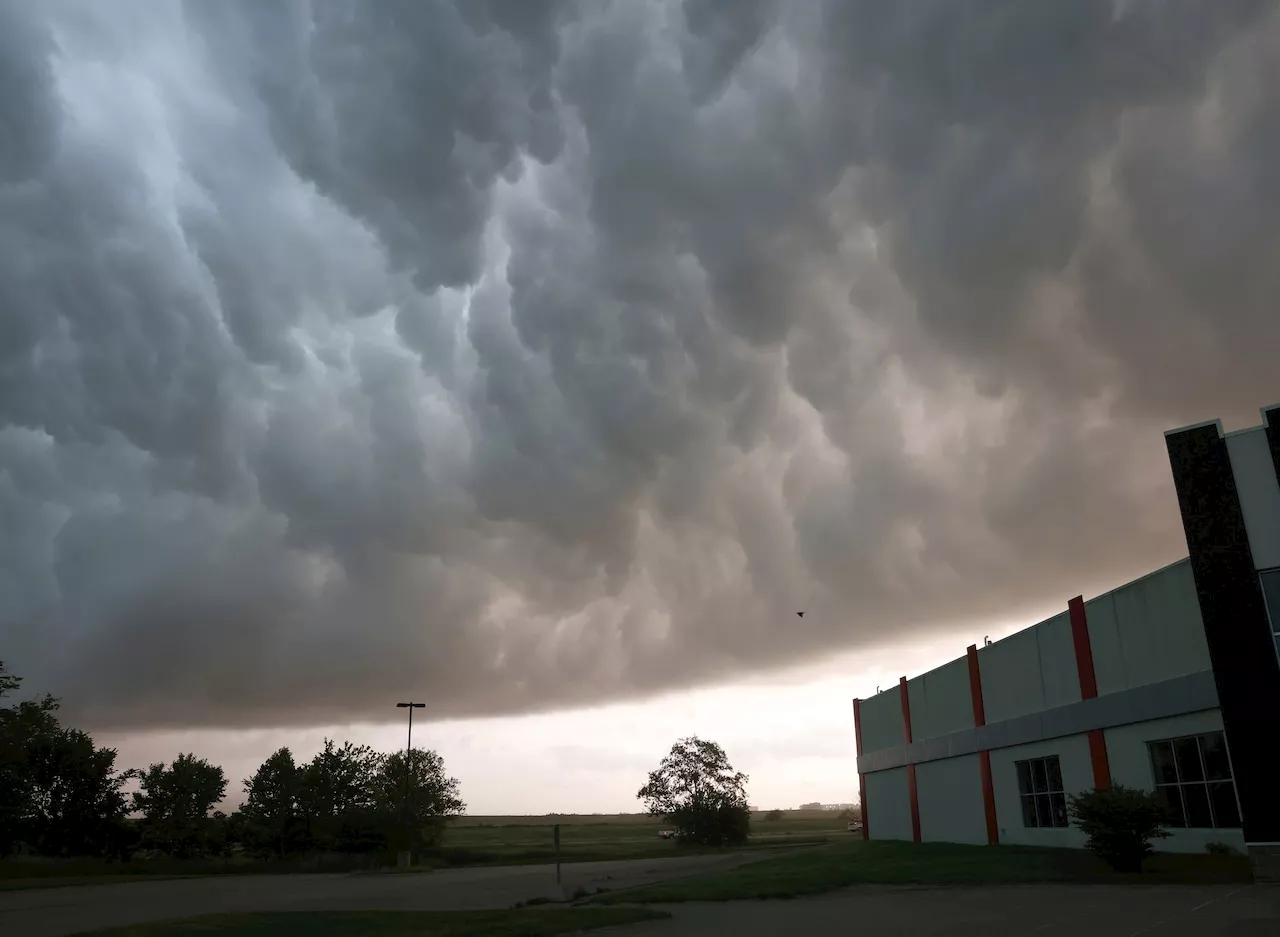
left=2, top=0, right=1277, bottom=730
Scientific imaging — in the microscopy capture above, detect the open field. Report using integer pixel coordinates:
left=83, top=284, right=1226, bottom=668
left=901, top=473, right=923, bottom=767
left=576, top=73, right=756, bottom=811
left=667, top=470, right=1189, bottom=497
left=71, top=908, right=668, bottom=937
left=0, top=811, right=849, bottom=888
left=591, top=838, right=1255, bottom=903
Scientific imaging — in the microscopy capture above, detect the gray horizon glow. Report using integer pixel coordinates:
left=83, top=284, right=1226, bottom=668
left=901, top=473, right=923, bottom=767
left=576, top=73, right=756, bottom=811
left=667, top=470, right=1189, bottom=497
left=2, top=0, right=1278, bottom=734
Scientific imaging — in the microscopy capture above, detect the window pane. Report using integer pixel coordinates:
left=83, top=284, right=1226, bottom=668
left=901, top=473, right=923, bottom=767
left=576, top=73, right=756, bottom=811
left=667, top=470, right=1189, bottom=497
left=1209, top=782, right=1241, bottom=829
left=1183, top=783, right=1213, bottom=828
left=1036, top=794, right=1053, bottom=828
left=1175, top=738, right=1205, bottom=782
left=1149, top=741, right=1178, bottom=784
left=1031, top=759, right=1049, bottom=793
left=1261, top=569, right=1280, bottom=630
left=1200, top=732, right=1232, bottom=781
left=1021, top=794, right=1038, bottom=827
left=1017, top=761, right=1033, bottom=796
left=1156, top=785, right=1186, bottom=828
left=1050, top=792, right=1068, bottom=828
left=1046, top=757, right=1063, bottom=794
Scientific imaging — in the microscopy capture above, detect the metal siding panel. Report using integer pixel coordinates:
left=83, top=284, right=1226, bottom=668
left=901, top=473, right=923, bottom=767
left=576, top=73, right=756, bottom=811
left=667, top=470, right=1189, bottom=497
left=859, top=689, right=905, bottom=754
left=1085, top=592, right=1128, bottom=696
left=979, top=626, right=1048, bottom=723
left=1038, top=612, right=1083, bottom=709
left=915, top=755, right=987, bottom=845
left=1227, top=428, right=1280, bottom=570
left=1103, top=710, right=1244, bottom=855
left=865, top=767, right=914, bottom=841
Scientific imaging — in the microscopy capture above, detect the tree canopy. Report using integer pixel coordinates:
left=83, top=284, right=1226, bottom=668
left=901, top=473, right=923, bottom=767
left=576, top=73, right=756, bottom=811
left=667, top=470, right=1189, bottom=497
left=637, top=736, right=750, bottom=847
left=0, top=661, right=465, bottom=864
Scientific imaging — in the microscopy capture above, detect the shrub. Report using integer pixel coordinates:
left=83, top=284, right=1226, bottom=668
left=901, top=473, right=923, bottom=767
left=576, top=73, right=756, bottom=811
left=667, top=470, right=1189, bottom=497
left=764, top=809, right=784, bottom=822
left=1067, top=785, right=1171, bottom=873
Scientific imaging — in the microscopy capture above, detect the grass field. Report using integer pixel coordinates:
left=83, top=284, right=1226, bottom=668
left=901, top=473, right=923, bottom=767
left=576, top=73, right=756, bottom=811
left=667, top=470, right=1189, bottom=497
left=0, top=810, right=849, bottom=888
left=590, top=838, right=1255, bottom=903
left=71, top=908, right=669, bottom=936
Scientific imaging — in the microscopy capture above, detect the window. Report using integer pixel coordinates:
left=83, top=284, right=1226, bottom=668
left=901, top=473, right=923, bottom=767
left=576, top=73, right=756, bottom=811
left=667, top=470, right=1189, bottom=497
left=1261, top=569, right=1280, bottom=664
left=1147, top=732, right=1241, bottom=829
left=1015, top=756, right=1068, bottom=828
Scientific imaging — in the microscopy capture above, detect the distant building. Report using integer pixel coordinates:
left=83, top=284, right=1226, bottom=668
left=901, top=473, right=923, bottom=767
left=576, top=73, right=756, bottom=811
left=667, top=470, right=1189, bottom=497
left=853, top=405, right=1280, bottom=880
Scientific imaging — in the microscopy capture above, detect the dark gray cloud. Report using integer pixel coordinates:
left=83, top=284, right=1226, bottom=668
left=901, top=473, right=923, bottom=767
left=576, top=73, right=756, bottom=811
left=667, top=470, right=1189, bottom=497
left=2, top=0, right=1277, bottom=731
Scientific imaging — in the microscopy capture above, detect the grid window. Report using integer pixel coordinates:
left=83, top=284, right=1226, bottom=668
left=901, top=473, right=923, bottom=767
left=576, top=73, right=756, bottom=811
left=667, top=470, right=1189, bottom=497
left=1261, top=569, right=1280, bottom=665
left=1015, top=756, right=1068, bottom=828
left=1146, top=732, right=1241, bottom=829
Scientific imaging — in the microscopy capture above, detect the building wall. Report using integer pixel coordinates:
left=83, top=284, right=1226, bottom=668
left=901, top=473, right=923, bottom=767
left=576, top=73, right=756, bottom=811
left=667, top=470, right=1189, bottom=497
left=978, top=611, right=1080, bottom=724
left=915, top=754, right=987, bottom=845
left=865, top=767, right=913, bottom=841
left=859, top=687, right=905, bottom=754
left=988, top=733, right=1092, bottom=849
left=1085, top=559, right=1211, bottom=697
left=1104, top=709, right=1245, bottom=854
left=907, top=657, right=975, bottom=741
left=1226, top=427, right=1280, bottom=570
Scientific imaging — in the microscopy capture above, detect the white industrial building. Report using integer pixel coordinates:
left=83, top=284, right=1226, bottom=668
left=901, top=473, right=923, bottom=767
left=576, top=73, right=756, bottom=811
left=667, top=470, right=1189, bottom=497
left=853, top=405, right=1280, bottom=879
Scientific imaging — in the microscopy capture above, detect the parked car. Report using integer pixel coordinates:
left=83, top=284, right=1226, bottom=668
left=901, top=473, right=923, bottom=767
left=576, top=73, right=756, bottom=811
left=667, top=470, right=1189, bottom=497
left=846, top=820, right=863, bottom=832
left=658, top=829, right=676, bottom=839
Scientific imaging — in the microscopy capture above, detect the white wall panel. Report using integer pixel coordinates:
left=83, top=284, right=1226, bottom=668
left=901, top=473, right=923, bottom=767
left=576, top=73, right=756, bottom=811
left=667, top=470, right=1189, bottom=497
left=1086, top=560, right=1211, bottom=696
left=908, top=657, right=975, bottom=742
left=1104, top=710, right=1245, bottom=854
left=916, top=754, right=987, bottom=845
left=865, top=767, right=913, bottom=842
left=1227, top=427, right=1280, bottom=570
left=989, top=734, right=1091, bottom=849
left=859, top=688, right=905, bottom=754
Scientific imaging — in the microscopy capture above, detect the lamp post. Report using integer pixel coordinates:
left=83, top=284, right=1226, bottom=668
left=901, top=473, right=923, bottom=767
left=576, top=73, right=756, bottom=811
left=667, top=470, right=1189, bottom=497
left=396, top=702, right=425, bottom=866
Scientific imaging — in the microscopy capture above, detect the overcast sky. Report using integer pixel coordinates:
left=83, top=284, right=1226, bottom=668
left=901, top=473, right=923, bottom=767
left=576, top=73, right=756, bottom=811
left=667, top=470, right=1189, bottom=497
left=3, top=0, right=1279, bottom=812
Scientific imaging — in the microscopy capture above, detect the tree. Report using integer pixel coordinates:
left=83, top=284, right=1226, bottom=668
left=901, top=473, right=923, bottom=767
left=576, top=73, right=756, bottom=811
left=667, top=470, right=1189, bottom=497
left=129, top=753, right=228, bottom=858
left=638, top=736, right=750, bottom=847
left=1, top=661, right=128, bottom=858
left=240, top=747, right=306, bottom=858
left=298, top=739, right=385, bottom=853
left=373, top=747, right=465, bottom=852
left=1068, top=785, right=1172, bottom=873
left=23, top=727, right=129, bottom=857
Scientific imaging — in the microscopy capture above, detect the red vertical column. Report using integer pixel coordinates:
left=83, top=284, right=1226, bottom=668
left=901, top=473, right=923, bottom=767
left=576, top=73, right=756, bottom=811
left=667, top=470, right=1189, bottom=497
left=899, top=676, right=921, bottom=843
left=1069, top=595, right=1112, bottom=789
left=852, top=699, right=869, bottom=840
left=967, top=644, right=999, bottom=845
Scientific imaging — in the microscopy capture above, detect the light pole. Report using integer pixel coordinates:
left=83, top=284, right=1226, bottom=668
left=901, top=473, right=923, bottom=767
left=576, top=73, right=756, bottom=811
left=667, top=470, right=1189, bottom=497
left=396, top=702, right=425, bottom=864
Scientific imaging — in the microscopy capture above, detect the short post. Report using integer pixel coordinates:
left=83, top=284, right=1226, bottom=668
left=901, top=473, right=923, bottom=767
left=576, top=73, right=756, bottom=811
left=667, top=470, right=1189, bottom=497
left=554, top=823, right=561, bottom=885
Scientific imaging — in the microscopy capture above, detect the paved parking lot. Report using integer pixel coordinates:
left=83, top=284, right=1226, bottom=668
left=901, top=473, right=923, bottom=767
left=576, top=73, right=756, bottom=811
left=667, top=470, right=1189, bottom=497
left=0, top=852, right=767, bottom=937
left=625, top=883, right=1279, bottom=936
left=3, top=859, right=1276, bottom=936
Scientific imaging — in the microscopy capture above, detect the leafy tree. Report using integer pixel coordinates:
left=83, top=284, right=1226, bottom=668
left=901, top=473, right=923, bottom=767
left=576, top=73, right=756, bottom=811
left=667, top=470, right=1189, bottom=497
left=240, top=747, right=306, bottom=858
left=373, top=747, right=465, bottom=852
left=2, top=662, right=128, bottom=858
left=23, top=727, right=129, bottom=856
left=299, top=739, right=385, bottom=853
left=129, top=753, right=228, bottom=858
left=1068, top=785, right=1172, bottom=873
left=638, top=736, right=751, bottom=847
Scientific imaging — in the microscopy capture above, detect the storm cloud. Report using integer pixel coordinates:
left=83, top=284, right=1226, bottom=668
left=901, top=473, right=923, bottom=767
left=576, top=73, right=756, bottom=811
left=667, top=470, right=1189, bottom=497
left=2, top=0, right=1278, bottom=731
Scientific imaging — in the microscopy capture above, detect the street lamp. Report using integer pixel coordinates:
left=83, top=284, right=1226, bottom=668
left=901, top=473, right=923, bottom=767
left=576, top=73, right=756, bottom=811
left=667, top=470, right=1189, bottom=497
left=396, top=702, right=425, bottom=863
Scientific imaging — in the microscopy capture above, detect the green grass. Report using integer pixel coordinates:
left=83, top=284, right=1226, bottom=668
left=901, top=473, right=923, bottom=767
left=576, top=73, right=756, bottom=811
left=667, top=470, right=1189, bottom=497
left=591, top=839, right=1255, bottom=903
left=0, top=810, right=847, bottom=887
left=71, top=908, right=668, bottom=936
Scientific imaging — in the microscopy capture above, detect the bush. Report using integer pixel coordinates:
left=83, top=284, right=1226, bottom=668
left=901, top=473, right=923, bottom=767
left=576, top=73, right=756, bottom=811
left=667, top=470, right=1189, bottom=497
left=764, top=809, right=784, bottom=822
left=1205, top=841, right=1240, bottom=856
left=1067, top=785, right=1171, bottom=873
left=670, top=799, right=750, bottom=848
